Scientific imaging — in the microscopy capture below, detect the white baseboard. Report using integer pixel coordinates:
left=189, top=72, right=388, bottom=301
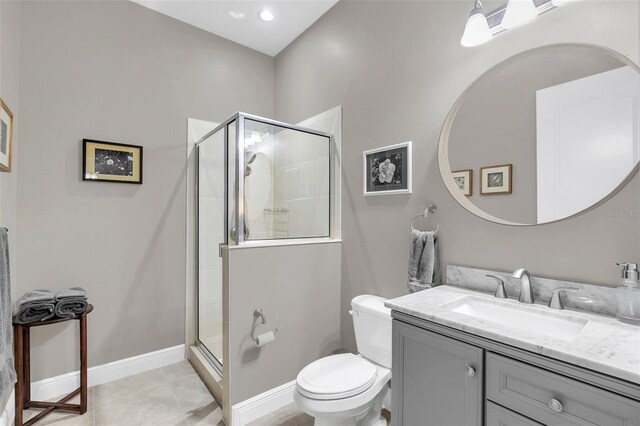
left=231, top=380, right=296, bottom=426
left=0, top=390, right=15, bottom=426
left=31, top=344, right=186, bottom=402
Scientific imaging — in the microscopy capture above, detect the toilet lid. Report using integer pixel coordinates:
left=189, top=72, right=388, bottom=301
left=296, top=353, right=377, bottom=400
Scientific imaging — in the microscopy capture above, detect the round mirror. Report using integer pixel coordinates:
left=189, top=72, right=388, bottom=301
left=439, top=44, right=640, bottom=225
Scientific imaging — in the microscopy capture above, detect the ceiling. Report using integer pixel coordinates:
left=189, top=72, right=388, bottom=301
left=131, top=0, right=339, bottom=56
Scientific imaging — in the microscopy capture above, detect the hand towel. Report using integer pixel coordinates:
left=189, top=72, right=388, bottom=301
left=0, top=228, right=16, bottom=407
left=54, top=287, right=88, bottom=318
left=13, top=290, right=55, bottom=324
left=408, top=229, right=441, bottom=293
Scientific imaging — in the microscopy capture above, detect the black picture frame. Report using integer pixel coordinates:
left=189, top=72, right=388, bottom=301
left=82, top=139, right=143, bottom=184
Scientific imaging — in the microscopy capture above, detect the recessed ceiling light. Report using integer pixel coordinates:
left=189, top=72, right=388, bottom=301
left=259, top=10, right=274, bottom=22
left=229, top=11, right=245, bottom=19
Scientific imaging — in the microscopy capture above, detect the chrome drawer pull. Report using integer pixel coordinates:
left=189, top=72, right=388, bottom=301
left=465, top=366, right=475, bottom=377
left=548, top=398, right=563, bottom=413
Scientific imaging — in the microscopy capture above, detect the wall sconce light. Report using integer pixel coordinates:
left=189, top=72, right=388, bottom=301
left=461, top=0, right=492, bottom=47
left=461, top=0, right=565, bottom=47
left=502, top=0, right=538, bottom=29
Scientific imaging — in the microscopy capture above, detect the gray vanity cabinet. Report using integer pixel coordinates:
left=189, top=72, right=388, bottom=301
left=392, top=320, right=483, bottom=426
left=392, top=315, right=640, bottom=426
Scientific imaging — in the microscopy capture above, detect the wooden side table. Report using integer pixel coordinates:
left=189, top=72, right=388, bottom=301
left=13, top=304, right=93, bottom=426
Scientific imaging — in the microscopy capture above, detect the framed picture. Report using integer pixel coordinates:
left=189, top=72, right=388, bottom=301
left=82, top=139, right=143, bottom=184
left=363, top=141, right=412, bottom=196
left=451, top=169, right=472, bottom=196
left=481, top=164, right=512, bottom=195
left=0, top=99, right=14, bottom=173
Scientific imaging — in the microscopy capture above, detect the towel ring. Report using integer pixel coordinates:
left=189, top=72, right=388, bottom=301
left=410, top=203, right=439, bottom=234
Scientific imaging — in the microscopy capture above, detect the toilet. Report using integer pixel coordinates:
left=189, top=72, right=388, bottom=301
left=294, top=295, right=392, bottom=426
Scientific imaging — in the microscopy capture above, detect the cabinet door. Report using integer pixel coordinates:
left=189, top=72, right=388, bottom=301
left=392, top=320, right=483, bottom=426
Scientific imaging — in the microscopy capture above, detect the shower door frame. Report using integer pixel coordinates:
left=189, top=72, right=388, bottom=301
left=196, top=112, right=334, bottom=244
left=194, top=122, right=229, bottom=375
left=194, top=112, right=334, bottom=375
left=235, top=113, right=334, bottom=243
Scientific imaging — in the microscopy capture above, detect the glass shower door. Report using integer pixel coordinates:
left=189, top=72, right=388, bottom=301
left=240, top=117, right=331, bottom=241
left=196, top=125, right=227, bottom=369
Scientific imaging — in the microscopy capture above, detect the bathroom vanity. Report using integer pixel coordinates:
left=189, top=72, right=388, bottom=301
left=387, top=285, right=640, bottom=426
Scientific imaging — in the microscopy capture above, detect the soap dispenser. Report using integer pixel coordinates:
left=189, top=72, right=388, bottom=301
left=616, top=262, right=640, bottom=325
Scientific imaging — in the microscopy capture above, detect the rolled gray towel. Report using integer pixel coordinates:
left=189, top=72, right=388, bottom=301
left=55, top=287, right=86, bottom=301
left=54, top=298, right=88, bottom=318
left=13, top=290, right=56, bottom=324
left=53, top=287, right=87, bottom=318
left=17, top=289, right=54, bottom=304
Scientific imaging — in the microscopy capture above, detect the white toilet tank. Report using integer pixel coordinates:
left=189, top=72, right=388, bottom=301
left=350, top=295, right=392, bottom=368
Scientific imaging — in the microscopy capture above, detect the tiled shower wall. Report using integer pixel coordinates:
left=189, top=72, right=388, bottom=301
left=271, top=129, right=330, bottom=239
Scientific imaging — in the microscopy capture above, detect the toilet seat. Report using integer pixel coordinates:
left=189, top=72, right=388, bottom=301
left=296, top=353, right=377, bottom=400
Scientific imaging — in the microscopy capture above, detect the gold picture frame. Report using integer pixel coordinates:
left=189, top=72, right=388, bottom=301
left=0, top=99, right=14, bottom=173
left=480, top=164, right=512, bottom=195
left=451, top=169, right=472, bottom=196
left=82, top=139, right=143, bottom=184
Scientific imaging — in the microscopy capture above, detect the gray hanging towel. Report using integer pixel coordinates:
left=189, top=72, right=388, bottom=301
left=0, top=228, right=16, bottom=408
left=408, top=229, right=441, bottom=293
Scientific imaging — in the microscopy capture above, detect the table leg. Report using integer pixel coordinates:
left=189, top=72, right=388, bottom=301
left=14, top=324, right=24, bottom=426
left=23, top=327, right=31, bottom=404
left=80, top=315, right=87, bottom=414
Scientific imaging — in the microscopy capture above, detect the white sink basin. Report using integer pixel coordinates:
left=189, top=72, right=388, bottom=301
left=448, top=297, right=588, bottom=341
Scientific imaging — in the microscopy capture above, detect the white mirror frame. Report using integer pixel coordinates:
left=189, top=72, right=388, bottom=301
left=438, top=43, right=640, bottom=226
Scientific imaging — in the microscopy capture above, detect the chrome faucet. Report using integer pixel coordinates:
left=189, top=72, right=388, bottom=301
left=486, top=275, right=507, bottom=299
left=512, top=268, right=534, bottom=304
left=548, top=287, right=578, bottom=310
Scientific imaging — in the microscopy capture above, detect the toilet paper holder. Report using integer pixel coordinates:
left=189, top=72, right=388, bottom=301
left=251, top=308, right=278, bottom=344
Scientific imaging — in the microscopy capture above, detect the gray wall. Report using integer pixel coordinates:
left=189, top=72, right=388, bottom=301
left=0, top=0, right=20, bottom=291
left=226, top=242, right=341, bottom=406
left=17, top=0, right=274, bottom=381
left=274, top=0, right=640, bottom=352
left=0, top=0, right=20, bottom=409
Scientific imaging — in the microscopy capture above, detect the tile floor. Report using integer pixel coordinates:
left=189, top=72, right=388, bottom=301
left=23, top=361, right=223, bottom=426
left=21, top=361, right=313, bottom=426
left=22, top=361, right=388, bottom=426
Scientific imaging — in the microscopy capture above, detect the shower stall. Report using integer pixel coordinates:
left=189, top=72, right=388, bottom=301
left=194, top=112, right=337, bottom=380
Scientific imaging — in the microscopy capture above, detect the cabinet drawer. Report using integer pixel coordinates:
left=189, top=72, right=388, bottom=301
left=486, top=353, right=640, bottom=426
left=486, top=401, right=542, bottom=426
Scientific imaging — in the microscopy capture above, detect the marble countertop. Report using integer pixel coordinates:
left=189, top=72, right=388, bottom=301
left=386, top=285, right=640, bottom=385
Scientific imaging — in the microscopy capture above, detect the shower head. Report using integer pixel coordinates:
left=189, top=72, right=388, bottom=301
left=244, top=153, right=257, bottom=177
